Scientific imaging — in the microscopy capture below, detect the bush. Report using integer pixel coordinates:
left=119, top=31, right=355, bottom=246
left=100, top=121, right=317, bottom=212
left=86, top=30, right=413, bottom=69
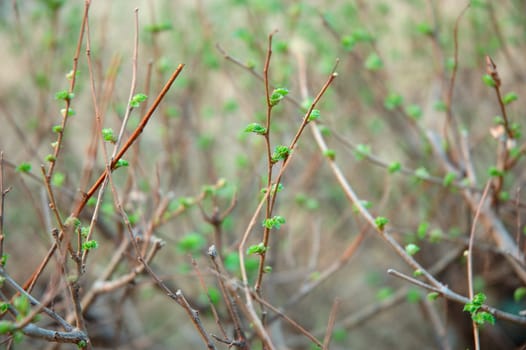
left=0, top=1, right=525, bottom=349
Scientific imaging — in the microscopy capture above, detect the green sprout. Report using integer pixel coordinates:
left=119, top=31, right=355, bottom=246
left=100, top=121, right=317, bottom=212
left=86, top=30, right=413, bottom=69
left=144, top=22, right=173, bottom=33
left=55, top=90, right=74, bottom=101
left=463, top=292, right=495, bottom=326
left=388, top=161, right=401, bottom=174
left=261, top=183, right=284, bottom=194
left=376, top=287, right=394, bottom=301
left=52, top=125, right=63, bottom=133
left=52, top=172, right=65, bottom=187
left=130, top=93, right=148, bottom=108
left=414, top=167, right=430, bottom=180
left=417, top=222, right=429, bottom=240
left=45, top=154, right=56, bottom=162
left=269, top=88, right=289, bottom=106
left=354, top=144, right=371, bottom=161
left=244, top=122, right=267, bottom=135
left=247, top=242, right=267, bottom=255
left=262, top=215, right=286, bottom=230
left=503, top=92, right=518, bottom=105
left=364, top=53, right=383, bottom=71
left=384, top=93, right=404, bottom=110
left=80, top=226, right=89, bottom=238
left=307, top=109, right=321, bottom=122
left=61, top=108, right=75, bottom=117
left=16, top=162, right=31, bottom=173
left=0, top=320, right=14, bottom=335
left=64, top=216, right=80, bottom=228
left=114, top=159, right=129, bottom=169
left=405, top=104, right=422, bottom=120
left=375, top=216, right=389, bottom=230
left=413, top=269, right=423, bottom=277
left=324, top=149, right=336, bottom=160
left=0, top=303, right=8, bottom=313
left=405, top=243, right=420, bottom=256
left=482, top=74, right=496, bottom=88
left=443, top=172, right=456, bottom=187
left=487, top=166, right=504, bottom=177
left=415, top=22, right=433, bottom=36
left=514, top=287, right=526, bottom=302
left=82, top=240, right=99, bottom=251
left=178, top=233, right=205, bottom=254
left=427, top=292, right=439, bottom=301
left=13, top=295, right=30, bottom=317
left=102, top=128, right=117, bottom=143
left=271, top=145, right=290, bottom=162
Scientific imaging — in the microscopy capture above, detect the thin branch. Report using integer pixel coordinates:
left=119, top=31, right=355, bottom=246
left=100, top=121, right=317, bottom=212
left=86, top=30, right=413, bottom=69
left=71, top=63, right=185, bottom=219
left=192, top=256, right=231, bottom=345
left=251, top=291, right=323, bottom=348
left=388, top=269, right=526, bottom=325
left=46, top=0, right=90, bottom=178
left=208, top=246, right=247, bottom=349
left=444, top=3, right=470, bottom=145
left=467, top=181, right=491, bottom=350
left=22, top=65, right=185, bottom=293
left=0, top=152, right=8, bottom=260
left=0, top=267, right=73, bottom=331
left=322, top=298, right=340, bottom=350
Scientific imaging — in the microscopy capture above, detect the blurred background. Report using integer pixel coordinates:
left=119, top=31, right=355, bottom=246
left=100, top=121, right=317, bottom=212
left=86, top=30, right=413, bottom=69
left=0, top=1, right=525, bottom=349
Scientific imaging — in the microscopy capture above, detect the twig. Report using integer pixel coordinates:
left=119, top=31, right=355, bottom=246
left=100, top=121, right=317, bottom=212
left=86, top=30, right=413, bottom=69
left=113, top=8, right=140, bottom=155
left=22, top=64, right=184, bottom=294
left=100, top=135, right=215, bottom=350
left=0, top=152, right=9, bottom=260
left=486, top=55, right=513, bottom=140
left=198, top=188, right=237, bottom=256
left=208, top=246, right=247, bottom=348
left=255, top=56, right=339, bottom=291
left=71, top=63, right=185, bottom=219
left=140, top=260, right=217, bottom=350
left=46, top=0, right=90, bottom=178
left=284, top=228, right=366, bottom=308
left=192, top=255, right=231, bottom=345
left=322, top=298, right=340, bottom=350
left=444, top=3, right=470, bottom=146
left=467, top=181, right=491, bottom=350
left=0, top=267, right=72, bottom=331
left=250, top=291, right=323, bottom=348
left=420, top=297, right=451, bottom=350
left=387, top=269, right=526, bottom=325
left=258, top=30, right=279, bottom=296
left=236, top=189, right=276, bottom=350
left=22, top=324, right=88, bottom=345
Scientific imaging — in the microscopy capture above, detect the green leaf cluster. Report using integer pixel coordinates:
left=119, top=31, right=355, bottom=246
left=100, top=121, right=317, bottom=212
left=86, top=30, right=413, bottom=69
left=262, top=215, right=286, bottom=229
left=463, top=292, right=495, bottom=326
left=269, top=88, right=289, bottom=106
left=271, top=145, right=290, bottom=162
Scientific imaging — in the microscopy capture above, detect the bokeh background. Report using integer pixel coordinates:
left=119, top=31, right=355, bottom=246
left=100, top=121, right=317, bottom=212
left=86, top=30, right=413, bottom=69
left=0, top=1, right=525, bottom=349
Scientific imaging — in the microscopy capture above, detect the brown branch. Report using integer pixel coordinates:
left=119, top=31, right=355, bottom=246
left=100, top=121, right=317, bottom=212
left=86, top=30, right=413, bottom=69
left=467, top=181, right=491, bottom=350
left=0, top=152, right=8, bottom=260
left=322, top=298, right=340, bottom=350
left=444, top=3, right=470, bottom=151
left=208, top=245, right=247, bottom=349
left=250, top=291, right=323, bottom=348
left=22, top=64, right=184, bottom=297
left=46, top=0, right=91, bottom=178
left=72, top=63, right=185, bottom=219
